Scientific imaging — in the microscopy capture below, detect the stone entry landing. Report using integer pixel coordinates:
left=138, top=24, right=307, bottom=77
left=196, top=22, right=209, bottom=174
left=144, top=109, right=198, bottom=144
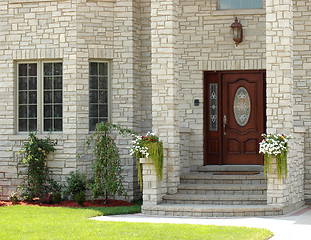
left=142, top=165, right=284, bottom=217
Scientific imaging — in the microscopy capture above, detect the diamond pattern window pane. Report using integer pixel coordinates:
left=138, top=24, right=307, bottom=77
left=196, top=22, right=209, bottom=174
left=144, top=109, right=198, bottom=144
left=209, top=83, right=218, bottom=131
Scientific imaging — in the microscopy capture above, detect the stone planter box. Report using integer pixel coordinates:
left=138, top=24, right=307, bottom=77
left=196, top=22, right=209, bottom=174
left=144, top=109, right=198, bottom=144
left=140, top=158, right=162, bottom=206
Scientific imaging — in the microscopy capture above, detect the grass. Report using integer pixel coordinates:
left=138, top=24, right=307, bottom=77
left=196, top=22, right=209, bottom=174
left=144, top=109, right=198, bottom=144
left=0, top=205, right=273, bottom=240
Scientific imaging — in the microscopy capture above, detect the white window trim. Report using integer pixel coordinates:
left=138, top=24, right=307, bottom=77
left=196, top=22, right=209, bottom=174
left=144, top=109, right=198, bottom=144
left=16, top=60, right=63, bottom=134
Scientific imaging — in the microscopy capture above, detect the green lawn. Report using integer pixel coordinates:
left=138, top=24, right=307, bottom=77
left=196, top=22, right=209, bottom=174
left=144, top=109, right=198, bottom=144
left=0, top=205, right=273, bottom=240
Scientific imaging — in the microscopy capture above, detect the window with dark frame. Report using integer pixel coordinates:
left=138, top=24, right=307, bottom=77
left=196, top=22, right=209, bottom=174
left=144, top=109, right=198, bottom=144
left=43, top=63, right=63, bottom=132
left=18, top=62, right=63, bottom=132
left=219, top=0, right=262, bottom=10
left=18, top=63, right=38, bottom=132
left=89, top=62, right=109, bottom=131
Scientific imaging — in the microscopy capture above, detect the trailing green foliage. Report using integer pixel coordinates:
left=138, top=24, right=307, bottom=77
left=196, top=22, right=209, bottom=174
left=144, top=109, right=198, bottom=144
left=259, top=133, right=291, bottom=181
left=263, top=151, right=288, bottom=181
left=130, top=132, right=164, bottom=190
left=145, top=142, right=163, bottom=181
left=84, top=122, right=135, bottom=204
left=65, top=170, right=87, bottom=200
left=15, top=132, right=59, bottom=200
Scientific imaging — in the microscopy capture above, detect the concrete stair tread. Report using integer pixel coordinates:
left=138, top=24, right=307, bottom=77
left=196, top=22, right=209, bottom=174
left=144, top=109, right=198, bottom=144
left=181, top=172, right=265, bottom=180
left=143, top=203, right=281, bottom=212
left=142, top=203, right=283, bottom=216
left=163, top=193, right=266, bottom=201
left=178, top=183, right=267, bottom=191
left=197, top=165, right=264, bottom=172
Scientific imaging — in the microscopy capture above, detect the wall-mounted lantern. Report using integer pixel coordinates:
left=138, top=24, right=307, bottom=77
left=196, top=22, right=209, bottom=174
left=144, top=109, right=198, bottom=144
left=230, top=17, right=243, bottom=46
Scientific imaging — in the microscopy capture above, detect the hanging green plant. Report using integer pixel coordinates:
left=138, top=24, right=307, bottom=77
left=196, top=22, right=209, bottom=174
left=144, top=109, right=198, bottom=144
left=259, top=133, right=291, bottom=181
left=130, top=132, right=163, bottom=190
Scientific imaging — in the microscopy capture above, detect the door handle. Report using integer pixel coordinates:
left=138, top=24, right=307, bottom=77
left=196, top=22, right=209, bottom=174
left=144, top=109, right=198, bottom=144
left=223, top=115, right=227, bottom=136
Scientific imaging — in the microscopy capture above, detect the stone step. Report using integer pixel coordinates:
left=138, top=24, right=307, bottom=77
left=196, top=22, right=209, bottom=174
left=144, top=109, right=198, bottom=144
left=196, top=165, right=264, bottom=172
left=142, top=204, right=283, bottom=217
left=177, top=183, right=267, bottom=195
left=163, top=193, right=267, bottom=205
left=180, top=172, right=266, bottom=185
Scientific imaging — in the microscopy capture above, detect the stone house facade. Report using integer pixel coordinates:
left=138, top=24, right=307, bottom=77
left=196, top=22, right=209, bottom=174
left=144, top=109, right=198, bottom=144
left=0, top=0, right=310, bottom=215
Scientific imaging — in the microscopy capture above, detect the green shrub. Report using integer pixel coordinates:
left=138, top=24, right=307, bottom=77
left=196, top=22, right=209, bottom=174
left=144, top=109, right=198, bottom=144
left=53, top=192, right=62, bottom=204
left=65, top=171, right=87, bottom=200
left=75, top=191, right=86, bottom=207
left=15, top=132, right=58, bottom=200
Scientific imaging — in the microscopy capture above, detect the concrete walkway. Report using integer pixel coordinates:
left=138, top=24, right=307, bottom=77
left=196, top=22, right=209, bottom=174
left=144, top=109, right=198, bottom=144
left=92, top=205, right=311, bottom=240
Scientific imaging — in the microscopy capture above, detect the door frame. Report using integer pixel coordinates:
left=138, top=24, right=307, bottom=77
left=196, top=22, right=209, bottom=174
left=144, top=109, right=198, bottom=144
left=203, top=70, right=266, bottom=165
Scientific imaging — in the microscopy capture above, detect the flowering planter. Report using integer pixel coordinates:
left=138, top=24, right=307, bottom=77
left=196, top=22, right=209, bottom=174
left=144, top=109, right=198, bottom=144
left=130, top=132, right=163, bottom=190
left=259, top=133, right=291, bottom=181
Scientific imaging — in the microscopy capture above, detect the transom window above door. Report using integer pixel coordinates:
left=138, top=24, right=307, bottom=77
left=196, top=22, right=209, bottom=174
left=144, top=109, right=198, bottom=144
left=219, top=0, right=263, bottom=10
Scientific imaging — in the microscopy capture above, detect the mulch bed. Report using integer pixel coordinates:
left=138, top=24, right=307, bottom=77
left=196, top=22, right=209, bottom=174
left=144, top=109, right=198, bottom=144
left=0, top=199, right=134, bottom=208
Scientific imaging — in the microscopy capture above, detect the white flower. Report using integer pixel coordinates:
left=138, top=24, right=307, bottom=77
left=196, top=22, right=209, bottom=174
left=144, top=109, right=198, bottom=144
left=259, top=133, right=291, bottom=157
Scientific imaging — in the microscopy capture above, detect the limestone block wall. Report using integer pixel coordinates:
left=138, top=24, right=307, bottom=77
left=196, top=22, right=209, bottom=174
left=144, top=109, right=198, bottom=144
left=111, top=0, right=142, bottom=199
left=0, top=0, right=142, bottom=200
left=140, top=0, right=152, bottom=134
left=265, top=0, right=305, bottom=209
left=150, top=0, right=180, bottom=195
left=178, top=0, right=266, bottom=169
left=293, top=0, right=311, bottom=204
left=0, top=0, right=80, bottom=199
left=267, top=130, right=305, bottom=212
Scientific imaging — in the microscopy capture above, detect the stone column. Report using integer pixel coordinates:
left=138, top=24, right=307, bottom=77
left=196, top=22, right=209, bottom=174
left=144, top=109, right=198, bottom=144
left=112, top=0, right=141, bottom=200
left=140, top=158, right=162, bottom=205
left=266, top=0, right=294, bottom=133
left=150, top=0, right=180, bottom=195
left=266, top=0, right=304, bottom=211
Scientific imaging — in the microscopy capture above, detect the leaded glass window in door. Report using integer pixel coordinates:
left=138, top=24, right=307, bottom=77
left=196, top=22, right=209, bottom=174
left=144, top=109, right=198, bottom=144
left=233, top=87, right=251, bottom=126
left=209, top=83, right=218, bottom=131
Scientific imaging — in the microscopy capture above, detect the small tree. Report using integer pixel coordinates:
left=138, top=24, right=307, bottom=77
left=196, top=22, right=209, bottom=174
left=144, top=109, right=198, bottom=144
left=85, top=122, right=135, bottom=204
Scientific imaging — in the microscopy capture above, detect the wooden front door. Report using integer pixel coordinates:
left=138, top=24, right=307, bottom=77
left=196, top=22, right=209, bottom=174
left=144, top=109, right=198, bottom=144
left=204, top=71, right=265, bottom=165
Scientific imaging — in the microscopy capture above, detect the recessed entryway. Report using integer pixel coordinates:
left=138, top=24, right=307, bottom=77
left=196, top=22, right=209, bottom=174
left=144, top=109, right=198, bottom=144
left=203, top=70, right=266, bottom=165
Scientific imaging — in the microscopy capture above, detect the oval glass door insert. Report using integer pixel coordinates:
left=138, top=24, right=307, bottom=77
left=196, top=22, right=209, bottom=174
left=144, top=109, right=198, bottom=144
left=234, top=87, right=251, bottom=126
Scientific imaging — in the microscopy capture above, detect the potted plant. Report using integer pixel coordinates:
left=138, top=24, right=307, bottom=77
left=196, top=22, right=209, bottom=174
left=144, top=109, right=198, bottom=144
left=130, top=132, right=163, bottom=190
left=259, top=133, right=291, bottom=181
